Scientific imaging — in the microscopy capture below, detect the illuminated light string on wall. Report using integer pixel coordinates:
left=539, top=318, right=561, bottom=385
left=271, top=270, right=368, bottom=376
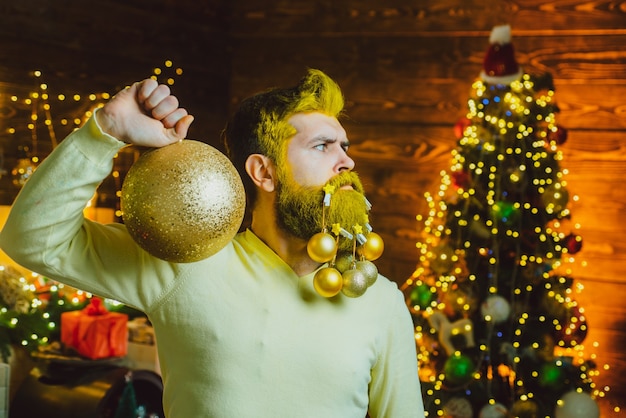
left=0, top=61, right=182, bottom=353
left=5, top=60, right=183, bottom=189
left=4, top=71, right=110, bottom=187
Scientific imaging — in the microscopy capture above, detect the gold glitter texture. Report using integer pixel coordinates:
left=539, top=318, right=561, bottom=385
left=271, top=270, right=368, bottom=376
left=121, top=140, right=245, bottom=263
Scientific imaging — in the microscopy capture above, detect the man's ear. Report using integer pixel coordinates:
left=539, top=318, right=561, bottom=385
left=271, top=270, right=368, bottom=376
left=245, top=154, right=276, bottom=192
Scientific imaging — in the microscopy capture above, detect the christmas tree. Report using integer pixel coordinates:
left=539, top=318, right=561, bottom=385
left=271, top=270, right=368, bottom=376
left=0, top=262, right=91, bottom=359
left=403, top=25, right=601, bottom=418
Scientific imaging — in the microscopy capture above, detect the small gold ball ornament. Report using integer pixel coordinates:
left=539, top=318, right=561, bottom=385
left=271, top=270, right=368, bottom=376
left=121, top=140, right=245, bottom=263
left=356, top=260, right=378, bottom=287
left=358, top=232, right=384, bottom=261
left=341, top=268, right=368, bottom=298
left=307, top=232, right=337, bottom=263
left=313, top=267, right=343, bottom=298
left=334, top=252, right=355, bottom=273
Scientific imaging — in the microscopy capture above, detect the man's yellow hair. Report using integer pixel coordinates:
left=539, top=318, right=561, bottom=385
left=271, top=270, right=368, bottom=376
left=222, top=69, right=345, bottom=205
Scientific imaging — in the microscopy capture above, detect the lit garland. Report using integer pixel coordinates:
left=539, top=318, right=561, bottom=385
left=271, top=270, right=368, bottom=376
left=3, top=60, right=183, bottom=191
left=2, top=70, right=112, bottom=187
left=402, top=73, right=614, bottom=416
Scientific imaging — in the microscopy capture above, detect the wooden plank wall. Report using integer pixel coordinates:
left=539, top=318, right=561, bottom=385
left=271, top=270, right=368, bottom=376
left=228, top=1, right=626, bottom=415
left=0, top=0, right=624, bottom=415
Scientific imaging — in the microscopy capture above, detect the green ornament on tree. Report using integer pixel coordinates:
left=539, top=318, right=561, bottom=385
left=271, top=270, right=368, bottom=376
left=490, top=201, right=520, bottom=225
left=443, top=353, right=475, bottom=386
left=409, top=283, right=435, bottom=310
left=539, top=361, right=566, bottom=390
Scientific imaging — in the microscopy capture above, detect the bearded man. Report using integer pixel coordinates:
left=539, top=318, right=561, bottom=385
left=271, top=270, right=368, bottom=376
left=0, top=69, right=425, bottom=417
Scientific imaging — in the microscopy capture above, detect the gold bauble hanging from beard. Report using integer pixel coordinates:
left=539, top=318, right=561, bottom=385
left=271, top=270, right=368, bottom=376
left=313, top=267, right=343, bottom=298
left=121, top=140, right=245, bottom=263
left=304, top=176, right=385, bottom=298
left=358, top=231, right=384, bottom=261
left=341, top=268, right=368, bottom=298
left=307, top=231, right=337, bottom=263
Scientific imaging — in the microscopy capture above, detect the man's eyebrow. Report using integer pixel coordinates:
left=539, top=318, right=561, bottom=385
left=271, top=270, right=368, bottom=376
left=310, top=135, right=336, bottom=143
left=310, top=135, right=350, bottom=148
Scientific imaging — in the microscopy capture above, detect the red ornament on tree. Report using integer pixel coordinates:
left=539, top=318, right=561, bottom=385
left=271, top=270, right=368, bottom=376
left=451, top=169, right=471, bottom=189
left=563, top=233, right=583, bottom=254
left=548, top=125, right=568, bottom=145
left=454, top=117, right=472, bottom=139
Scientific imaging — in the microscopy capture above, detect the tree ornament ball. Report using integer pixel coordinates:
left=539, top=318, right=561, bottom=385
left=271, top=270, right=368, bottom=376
left=313, top=267, right=343, bottom=298
left=442, top=397, right=473, bottom=418
left=121, top=140, right=245, bottom=263
left=480, top=295, right=511, bottom=324
left=549, top=125, right=568, bottom=145
left=564, top=233, right=583, bottom=254
left=454, top=117, right=472, bottom=140
left=355, top=260, right=378, bottom=287
left=538, top=361, right=566, bottom=390
left=479, top=403, right=508, bottom=418
left=341, top=268, right=368, bottom=298
left=508, top=399, right=538, bottom=418
left=358, top=232, right=384, bottom=261
left=307, top=232, right=337, bottom=263
left=554, top=391, right=599, bottom=418
left=491, top=200, right=520, bottom=225
left=409, top=283, right=435, bottom=310
left=334, top=252, right=355, bottom=273
left=443, top=353, right=475, bottom=386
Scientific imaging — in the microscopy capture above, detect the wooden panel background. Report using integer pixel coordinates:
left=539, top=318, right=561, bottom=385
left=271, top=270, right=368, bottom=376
left=0, top=0, right=625, bottom=415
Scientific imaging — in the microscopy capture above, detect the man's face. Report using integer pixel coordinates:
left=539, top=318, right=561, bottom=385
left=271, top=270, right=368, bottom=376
left=274, top=112, right=370, bottom=251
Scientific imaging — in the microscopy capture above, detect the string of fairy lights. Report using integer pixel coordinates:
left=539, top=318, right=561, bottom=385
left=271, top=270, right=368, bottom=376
left=0, top=60, right=182, bottom=352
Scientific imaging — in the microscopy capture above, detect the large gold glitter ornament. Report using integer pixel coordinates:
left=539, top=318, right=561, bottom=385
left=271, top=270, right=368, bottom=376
left=121, top=140, right=245, bottom=263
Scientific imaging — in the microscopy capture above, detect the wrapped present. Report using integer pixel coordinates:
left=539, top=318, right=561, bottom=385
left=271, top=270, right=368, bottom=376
left=61, top=297, right=128, bottom=359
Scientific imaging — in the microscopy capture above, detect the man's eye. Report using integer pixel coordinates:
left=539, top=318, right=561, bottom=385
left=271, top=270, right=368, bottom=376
left=314, top=144, right=327, bottom=151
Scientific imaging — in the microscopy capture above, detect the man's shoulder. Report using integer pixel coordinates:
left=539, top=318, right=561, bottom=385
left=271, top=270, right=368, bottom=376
left=360, top=272, right=406, bottom=307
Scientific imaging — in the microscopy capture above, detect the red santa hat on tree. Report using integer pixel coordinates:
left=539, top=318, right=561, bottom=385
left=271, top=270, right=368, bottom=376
left=480, top=24, right=523, bottom=84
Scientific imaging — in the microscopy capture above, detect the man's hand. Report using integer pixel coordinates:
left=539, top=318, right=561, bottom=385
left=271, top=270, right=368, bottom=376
left=96, top=79, right=194, bottom=147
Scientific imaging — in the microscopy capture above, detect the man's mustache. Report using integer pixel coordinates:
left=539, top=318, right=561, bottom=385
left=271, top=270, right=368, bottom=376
left=325, top=171, right=364, bottom=194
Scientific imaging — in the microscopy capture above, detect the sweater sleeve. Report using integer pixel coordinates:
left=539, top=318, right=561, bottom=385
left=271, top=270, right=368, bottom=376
left=0, top=114, right=175, bottom=310
left=368, top=288, right=425, bottom=417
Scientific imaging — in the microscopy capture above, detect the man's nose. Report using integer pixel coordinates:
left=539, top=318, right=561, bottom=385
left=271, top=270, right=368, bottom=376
left=337, top=152, right=355, bottom=172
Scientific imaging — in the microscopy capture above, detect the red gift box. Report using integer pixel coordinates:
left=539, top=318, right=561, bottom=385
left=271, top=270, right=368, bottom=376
left=61, top=297, right=128, bottom=359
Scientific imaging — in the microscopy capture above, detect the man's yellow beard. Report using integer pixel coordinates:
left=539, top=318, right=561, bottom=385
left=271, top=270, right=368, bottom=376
left=275, top=171, right=370, bottom=252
